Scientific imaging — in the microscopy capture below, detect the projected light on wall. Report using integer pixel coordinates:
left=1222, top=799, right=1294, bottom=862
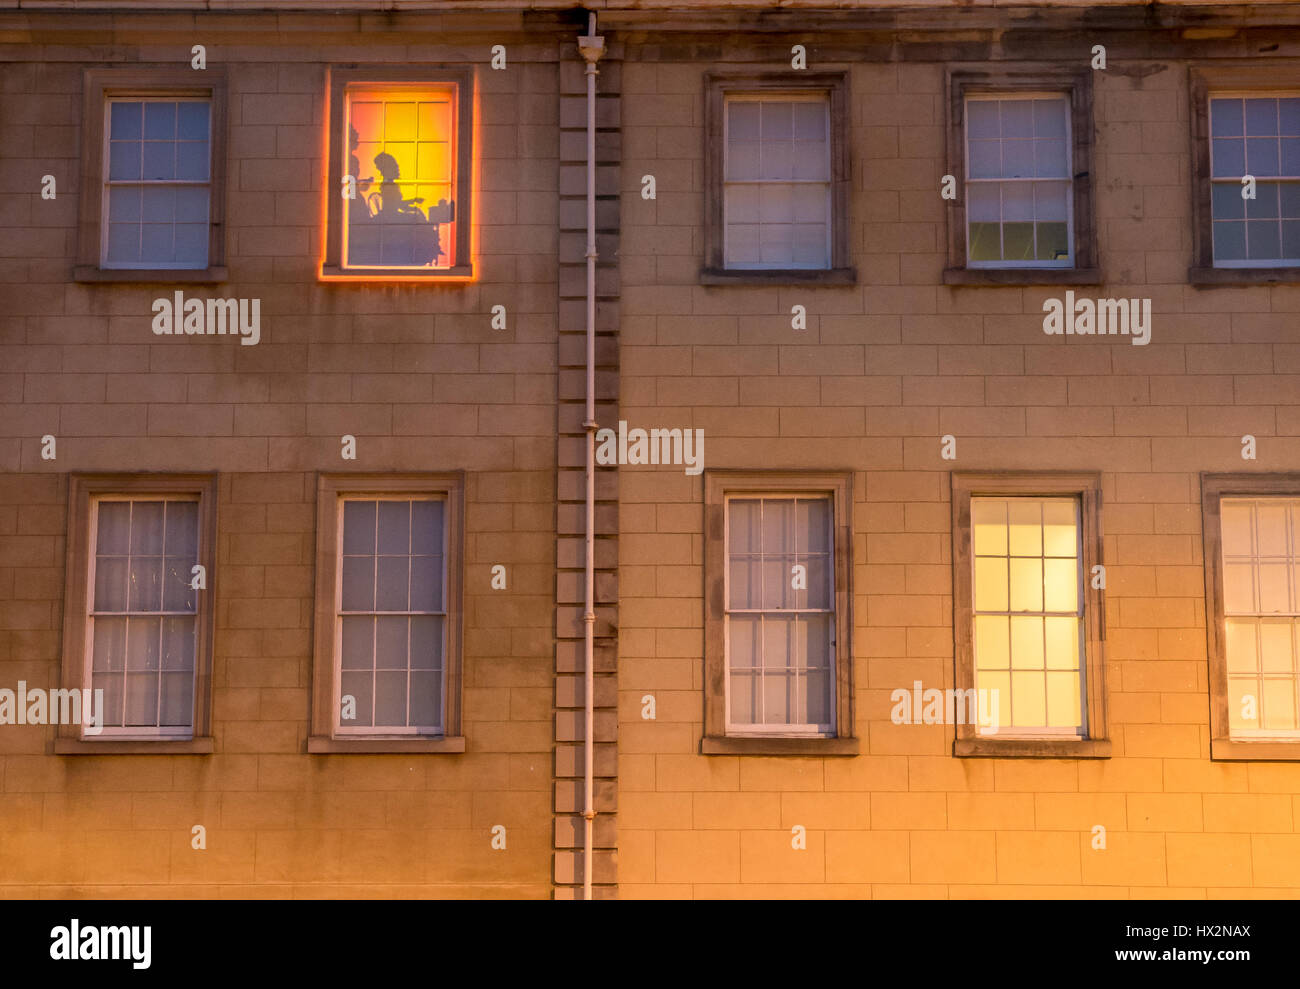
left=343, top=84, right=458, bottom=270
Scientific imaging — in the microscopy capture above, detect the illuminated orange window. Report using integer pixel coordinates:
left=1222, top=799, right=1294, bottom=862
left=323, top=68, right=473, bottom=280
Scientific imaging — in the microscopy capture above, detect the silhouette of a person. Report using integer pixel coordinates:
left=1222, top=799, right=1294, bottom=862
left=372, top=152, right=425, bottom=219
left=347, top=126, right=373, bottom=223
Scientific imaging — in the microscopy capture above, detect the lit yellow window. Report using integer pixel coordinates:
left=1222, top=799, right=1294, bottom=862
left=1221, top=497, right=1300, bottom=738
left=971, top=496, right=1084, bottom=734
left=344, top=84, right=458, bottom=270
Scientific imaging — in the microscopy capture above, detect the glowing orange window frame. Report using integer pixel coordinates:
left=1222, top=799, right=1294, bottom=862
left=322, top=67, right=474, bottom=281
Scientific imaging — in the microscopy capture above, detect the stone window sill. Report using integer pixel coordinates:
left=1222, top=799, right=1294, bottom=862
left=954, top=737, right=1111, bottom=759
left=1189, top=265, right=1300, bottom=286
left=1211, top=738, right=1300, bottom=761
left=307, top=735, right=466, bottom=754
left=320, top=264, right=473, bottom=281
left=74, top=266, right=228, bottom=284
left=55, top=736, right=215, bottom=755
left=943, top=267, right=1102, bottom=287
left=700, top=266, right=857, bottom=286
left=701, top=735, right=859, bottom=756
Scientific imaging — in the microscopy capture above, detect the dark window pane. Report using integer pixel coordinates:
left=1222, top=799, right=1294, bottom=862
left=108, top=142, right=142, bottom=181
left=94, top=557, right=128, bottom=612
left=142, top=141, right=176, bottom=181
left=1000, top=100, right=1034, bottom=139
left=374, top=671, right=407, bottom=726
left=160, top=616, right=195, bottom=671
left=967, top=139, right=1001, bottom=179
left=1002, top=222, right=1035, bottom=261
left=341, top=556, right=375, bottom=611
left=411, top=500, right=443, bottom=555
left=1281, top=98, right=1300, bottom=136
left=110, top=101, right=143, bottom=140
left=124, top=672, right=159, bottom=726
left=341, top=616, right=374, bottom=671
left=377, top=500, right=411, bottom=555
left=1246, top=98, right=1279, bottom=137
left=1283, top=138, right=1300, bottom=177
left=409, top=670, right=441, bottom=729
left=409, top=554, right=443, bottom=611
left=162, top=557, right=195, bottom=612
left=375, top=616, right=408, bottom=670
left=1247, top=137, right=1281, bottom=178
left=160, top=671, right=194, bottom=727
left=1213, top=138, right=1246, bottom=177
left=1248, top=219, right=1282, bottom=260
left=176, top=101, right=209, bottom=140
left=164, top=501, right=199, bottom=558
left=968, top=222, right=1002, bottom=261
left=375, top=555, right=409, bottom=611
left=140, top=224, right=174, bottom=263
left=1211, top=98, right=1243, bottom=137
left=94, top=671, right=124, bottom=728
left=340, top=671, right=373, bottom=726
left=176, top=141, right=209, bottom=181
left=342, top=501, right=376, bottom=555
left=1213, top=220, right=1247, bottom=261
left=143, top=101, right=176, bottom=139
left=1212, top=181, right=1247, bottom=221
left=409, top=616, right=443, bottom=670
left=92, top=617, right=127, bottom=673
left=1036, top=222, right=1069, bottom=261
left=1282, top=220, right=1300, bottom=260
left=1246, top=181, right=1281, bottom=221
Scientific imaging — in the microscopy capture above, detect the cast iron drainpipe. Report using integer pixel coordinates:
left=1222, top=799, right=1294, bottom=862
left=576, top=11, right=605, bottom=902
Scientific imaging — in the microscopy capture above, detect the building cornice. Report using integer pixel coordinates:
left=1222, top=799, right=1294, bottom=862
left=5, top=2, right=1300, bottom=31
left=4, top=0, right=1300, bottom=12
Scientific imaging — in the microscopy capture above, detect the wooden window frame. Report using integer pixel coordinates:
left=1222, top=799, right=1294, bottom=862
left=56, top=473, right=218, bottom=755
left=309, top=473, right=465, bottom=754
left=944, top=66, right=1101, bottom=287
left=75, top=67, right=228, bottom=284
left=321, top=66, right=474, bottom=281
left=1201, top=472, right=1300, bottom=760
left=701, top=71, right=855, bottom=286
left=1189, top=64, right=1300, bottom=285
left=951, top=471, right=1110, bottom=758
left=702, top=470, right=857, bottom=756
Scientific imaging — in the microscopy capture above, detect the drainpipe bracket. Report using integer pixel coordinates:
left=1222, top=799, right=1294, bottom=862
left=578, top=35, right=606, bottom=64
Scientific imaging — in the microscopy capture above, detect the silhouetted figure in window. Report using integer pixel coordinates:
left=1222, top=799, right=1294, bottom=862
left=369, top=152, right=442, bottom=266
left=372, top=152, right=425, bottom=219
left=347, top=126, right=374, bottom=215
left=346, top=147, right=455, bottom=268
left=345, top=126, right=379, bottom=265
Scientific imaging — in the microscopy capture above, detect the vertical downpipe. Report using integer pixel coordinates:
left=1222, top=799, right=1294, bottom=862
left=577, top=11, right=605, bottom=902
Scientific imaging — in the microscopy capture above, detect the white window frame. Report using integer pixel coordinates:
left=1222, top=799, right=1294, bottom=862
left=963, top=91, right=1075, bottom=270
left=1208, top=91, right=1300, bottom=269
left=100, top=95, right=213, bottom=271
left=84, top=493, right=201, bottom=740
left=332, top=493, right=450, bottom=737
left=722, top=90, right=833, bottom=272
left=722, top=491, right=837, bottom=737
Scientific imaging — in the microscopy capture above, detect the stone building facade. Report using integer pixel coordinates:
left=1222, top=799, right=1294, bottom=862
left=3, top=0, right=1300, bottom=898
